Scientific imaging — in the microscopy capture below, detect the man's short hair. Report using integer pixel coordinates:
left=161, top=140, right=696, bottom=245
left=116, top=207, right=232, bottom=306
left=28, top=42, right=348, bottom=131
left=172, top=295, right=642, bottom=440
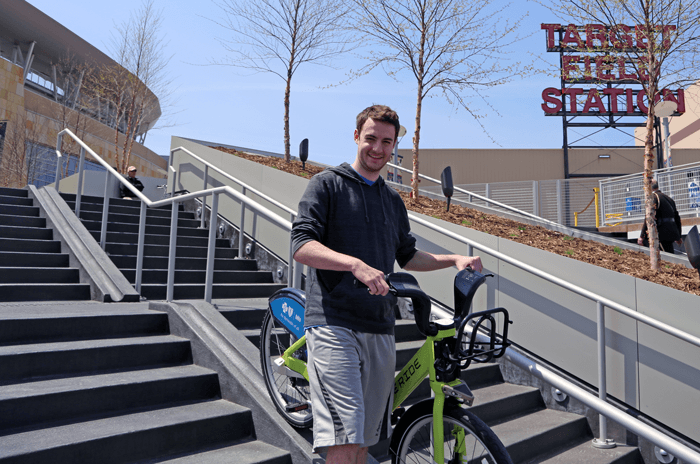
left=356, top=105, right=400, bottom=140
left=651, top=179, right=659, bottom=190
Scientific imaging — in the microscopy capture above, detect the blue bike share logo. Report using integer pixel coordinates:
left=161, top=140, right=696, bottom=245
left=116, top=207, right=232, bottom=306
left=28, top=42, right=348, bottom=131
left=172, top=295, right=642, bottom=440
left=690, top=180, right=700, bottom=209
left=270, top=297, right=305, bottom=339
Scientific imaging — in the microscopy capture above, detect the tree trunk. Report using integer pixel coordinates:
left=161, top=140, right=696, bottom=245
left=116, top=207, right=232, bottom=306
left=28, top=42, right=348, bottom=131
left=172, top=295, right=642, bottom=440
left=412, top=85, right=423, bottom=201
left=284, top=75, right=291, bottom=162
left=643, top=75, right=660, bottom=269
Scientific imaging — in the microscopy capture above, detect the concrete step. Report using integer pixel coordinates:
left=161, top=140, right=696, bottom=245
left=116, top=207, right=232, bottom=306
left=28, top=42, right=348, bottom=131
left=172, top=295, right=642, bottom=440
left=0, top=204, right=39, bottom=217
left=0, top=365, right=220, bottom=433
left=0, top=335, right=192, bottom=384
left=80, top=210, right=200, bottom=228
left=157, top=438, right=292, bottom=464
left=491, top=408, right=592, bottom=463
left=0, top=188, right=28, bottom=198
left=140, top=283, right=285, bottom=300
left=0, top=283, right=91, bottom=302
left=470, top=381, right=545, bottom=425
left=60, top=193, right=181, bottom=211
left=0, top=267, right=80, bottom=284
left=0, top=225, right=52, bottom=240
left=0, top=237, right=61, bottom=253
left=89, top=230, right=228, bottom=248
left=66, top=201, right=191, bottom=219
left=0, top=301, right=166, bottom=345
left=121, top=269, right=273, bottom=285
left=0, top=400, right=254, bottom=463
left=0, top=195, right=33, bottom=207
left=533, top=438, right=641, bottom=464
left=109, top=255, right=258, bottom=271
left=0, top=214, right=45, bottom=228
left=81, top=219, right=211, bottom=237
left=0, top=251, right=69, bottom=268
left=105, top=242, right=237, bottom=259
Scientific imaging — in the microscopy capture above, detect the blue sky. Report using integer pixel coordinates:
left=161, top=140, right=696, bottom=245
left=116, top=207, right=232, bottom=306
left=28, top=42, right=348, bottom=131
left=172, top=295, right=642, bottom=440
left=25, top=0, right=632, bottom=167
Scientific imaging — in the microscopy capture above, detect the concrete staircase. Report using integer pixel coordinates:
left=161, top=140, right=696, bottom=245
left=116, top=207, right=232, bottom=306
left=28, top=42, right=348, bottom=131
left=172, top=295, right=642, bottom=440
left=0, top=187, right=90, bottom=302
left=224, top=301, right=642, bottom=464
left=0, top=300, right=291, bottom=463
left=61, top=193, right=285, bottom=300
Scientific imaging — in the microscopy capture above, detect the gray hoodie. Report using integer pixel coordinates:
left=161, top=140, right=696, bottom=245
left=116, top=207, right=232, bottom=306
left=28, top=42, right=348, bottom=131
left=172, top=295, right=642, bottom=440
left=291, top=163, right=417, bottom=334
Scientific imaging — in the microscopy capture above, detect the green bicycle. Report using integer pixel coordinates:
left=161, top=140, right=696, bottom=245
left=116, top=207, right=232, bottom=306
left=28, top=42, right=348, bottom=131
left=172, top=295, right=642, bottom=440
left=260, top=268, right=513, bottom=464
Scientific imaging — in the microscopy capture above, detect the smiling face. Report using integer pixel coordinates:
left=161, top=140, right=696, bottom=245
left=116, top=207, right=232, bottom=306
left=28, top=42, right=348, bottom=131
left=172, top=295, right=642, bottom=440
left=352, top=118, right=397, bottom=181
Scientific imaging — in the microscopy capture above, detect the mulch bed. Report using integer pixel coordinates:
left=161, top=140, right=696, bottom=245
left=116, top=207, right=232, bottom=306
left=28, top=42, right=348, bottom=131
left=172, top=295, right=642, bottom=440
left=215, top=146, right=700, bottom=296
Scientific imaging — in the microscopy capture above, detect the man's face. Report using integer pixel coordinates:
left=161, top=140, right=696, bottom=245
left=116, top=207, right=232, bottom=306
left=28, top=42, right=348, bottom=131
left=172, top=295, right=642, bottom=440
left=353, top=118, right=396, bottom=177
left=128, top=170, right=136, bottom=178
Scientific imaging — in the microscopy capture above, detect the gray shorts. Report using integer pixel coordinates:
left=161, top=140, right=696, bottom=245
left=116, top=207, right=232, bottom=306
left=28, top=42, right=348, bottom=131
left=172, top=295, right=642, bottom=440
left=306, top=325, right=395, bottom=452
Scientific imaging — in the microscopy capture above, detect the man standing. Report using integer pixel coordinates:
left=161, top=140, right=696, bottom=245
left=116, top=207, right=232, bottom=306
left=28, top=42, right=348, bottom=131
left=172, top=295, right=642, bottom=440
left=120, top=166, right=144, bottom=200
left=291, top=105, right=482, bottom=463
left=637, top=179, right=682, bottom=254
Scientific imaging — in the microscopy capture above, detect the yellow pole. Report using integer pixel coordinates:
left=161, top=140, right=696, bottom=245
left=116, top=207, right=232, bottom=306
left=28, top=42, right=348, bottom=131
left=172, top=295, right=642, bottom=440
left=574, top=212, right=579, bottom=227
left=594, top=188, right=600, bottom=229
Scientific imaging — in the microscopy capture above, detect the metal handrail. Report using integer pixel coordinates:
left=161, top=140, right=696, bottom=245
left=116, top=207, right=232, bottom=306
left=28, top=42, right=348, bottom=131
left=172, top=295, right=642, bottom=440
left=169, top=146, right=301, bottom=286
left=54, top=128, right=298, bottom=303
left=412, top=212, right=700, bottom=461
left=387, top=162, right=560, bottom=226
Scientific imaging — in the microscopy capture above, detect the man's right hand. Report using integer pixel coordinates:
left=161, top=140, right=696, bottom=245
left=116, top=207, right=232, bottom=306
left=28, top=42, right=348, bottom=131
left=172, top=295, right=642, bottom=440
left=352, top=261, right=389, bottom=296
left=637, top=237, right=644, bottom=246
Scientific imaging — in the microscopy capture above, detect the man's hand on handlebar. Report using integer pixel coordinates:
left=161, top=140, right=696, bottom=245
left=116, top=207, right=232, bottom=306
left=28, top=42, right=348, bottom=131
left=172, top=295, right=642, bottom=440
left=352, top=261, right=390, bottom=296
left=455, top=255, right=483, bottom=273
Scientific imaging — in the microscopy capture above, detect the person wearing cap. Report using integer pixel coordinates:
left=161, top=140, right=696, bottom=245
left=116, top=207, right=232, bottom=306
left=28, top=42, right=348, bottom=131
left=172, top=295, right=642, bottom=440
left=120, top=166, right=145, bottom=199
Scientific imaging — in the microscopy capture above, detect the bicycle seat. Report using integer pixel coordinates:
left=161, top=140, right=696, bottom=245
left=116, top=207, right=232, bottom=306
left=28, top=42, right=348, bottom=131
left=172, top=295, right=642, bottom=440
left=453, top=269, right=492, bottom=320
left=386, top=272, right=437, bottom=337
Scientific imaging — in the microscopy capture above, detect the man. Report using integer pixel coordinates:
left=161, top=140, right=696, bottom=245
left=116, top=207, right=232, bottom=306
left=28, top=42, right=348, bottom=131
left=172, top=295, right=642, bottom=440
left=637, top=179, right=682, bottom=253
left=120, top=166, right=144, bottom=199
left=291, top=105, right=482, bottom=464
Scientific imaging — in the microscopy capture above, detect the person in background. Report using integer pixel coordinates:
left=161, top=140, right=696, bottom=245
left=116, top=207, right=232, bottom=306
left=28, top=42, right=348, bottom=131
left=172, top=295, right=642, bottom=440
left=637, top=179, right=682, bottom=254
left=120, top=166, right=144, bottom=200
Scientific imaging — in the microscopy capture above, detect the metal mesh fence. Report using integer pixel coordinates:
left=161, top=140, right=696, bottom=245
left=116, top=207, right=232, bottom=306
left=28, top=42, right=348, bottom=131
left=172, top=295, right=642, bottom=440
left=599, top=162, right=700, bottom=226
left=423, top=178, right=601, bottom=227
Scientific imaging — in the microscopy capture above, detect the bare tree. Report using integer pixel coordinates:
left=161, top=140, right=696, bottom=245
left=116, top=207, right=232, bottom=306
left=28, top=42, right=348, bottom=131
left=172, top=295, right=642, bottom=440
left=99, top=0, right=172, bottom=174
left=350, top=0, right=528, bottom=199
left=542, top=0, right=700, bottom=270
left=213, top=0, right=353, bottom=161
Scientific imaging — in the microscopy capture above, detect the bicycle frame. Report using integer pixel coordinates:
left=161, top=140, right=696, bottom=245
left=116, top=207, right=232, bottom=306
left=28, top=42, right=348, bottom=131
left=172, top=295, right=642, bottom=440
left=278, top=324, right=470, bottom=463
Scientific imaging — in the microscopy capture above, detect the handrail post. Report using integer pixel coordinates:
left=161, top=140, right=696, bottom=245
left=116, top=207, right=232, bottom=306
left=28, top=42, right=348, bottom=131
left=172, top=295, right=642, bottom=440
left=75, top=147, right=86, bottom=217
left=201, top=165, right=209, bottom=229
left=167, top=200, right=179, bottom=302
left=238, top=187, right=247, bottom=259
left=169, top=149, right=176, bottom=197
left=204, top=193, right=219, bottom=303
left=288, top=212, right=295, bottom=288
left=135, top=201, right=147, bottom=294
left=533, top=181, right=539, bottom=216
left=594, top=187, right=601, bottom=229
left=556, top=180, right=563, bottom=225
left=593, top=301, right=616, bottom=449
left=55, top=134, right=63, bottom=192
left=100, top=171, right=110, bottom=249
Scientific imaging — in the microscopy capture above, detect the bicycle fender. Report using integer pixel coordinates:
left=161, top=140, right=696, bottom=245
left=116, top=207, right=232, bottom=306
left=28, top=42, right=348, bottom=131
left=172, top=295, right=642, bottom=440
left=268, top=288, right=306, bottom=339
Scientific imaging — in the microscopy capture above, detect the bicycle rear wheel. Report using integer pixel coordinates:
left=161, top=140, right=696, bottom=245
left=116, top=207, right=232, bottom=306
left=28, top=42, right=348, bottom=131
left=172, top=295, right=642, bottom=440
left=259, top=309, right=313, bottom=428
left=390, top=401, right=512, bottom=464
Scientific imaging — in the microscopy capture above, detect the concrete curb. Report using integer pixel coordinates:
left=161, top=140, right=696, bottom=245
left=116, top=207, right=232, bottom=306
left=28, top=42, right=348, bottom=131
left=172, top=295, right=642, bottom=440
left=150, top=299, right=320, bottom=464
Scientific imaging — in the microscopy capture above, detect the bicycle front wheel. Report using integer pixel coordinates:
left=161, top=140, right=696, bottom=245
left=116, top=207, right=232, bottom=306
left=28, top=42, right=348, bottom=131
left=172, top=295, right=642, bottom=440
left=259, top=309, right=313, bottom=428
left=390, top=401, right=512, bottom=464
